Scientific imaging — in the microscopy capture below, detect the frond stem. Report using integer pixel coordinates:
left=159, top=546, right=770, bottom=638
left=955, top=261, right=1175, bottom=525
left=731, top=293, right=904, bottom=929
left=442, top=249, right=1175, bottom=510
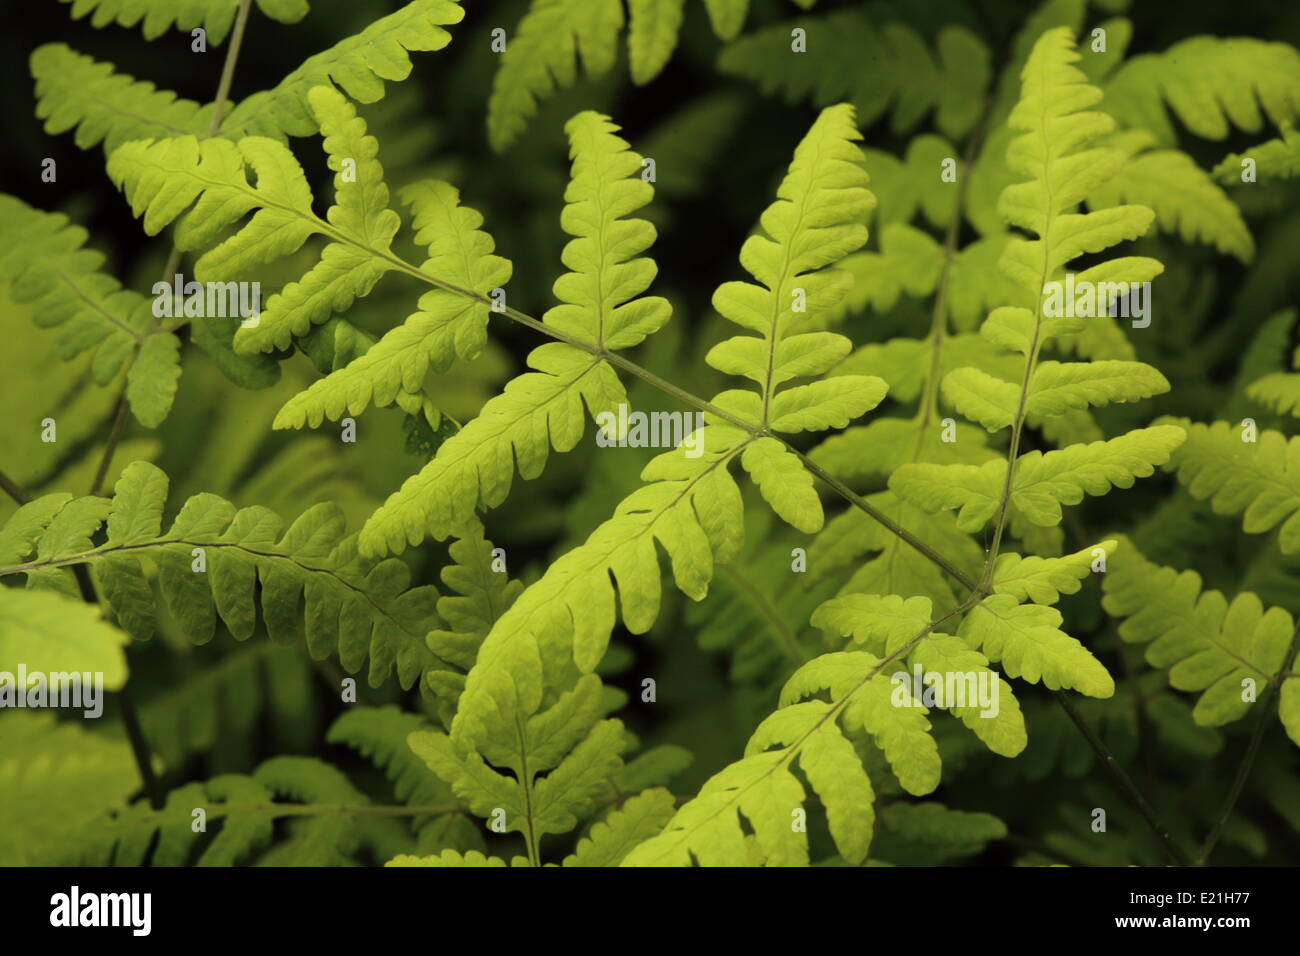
left=1195, top=620, right=1300, bottom=865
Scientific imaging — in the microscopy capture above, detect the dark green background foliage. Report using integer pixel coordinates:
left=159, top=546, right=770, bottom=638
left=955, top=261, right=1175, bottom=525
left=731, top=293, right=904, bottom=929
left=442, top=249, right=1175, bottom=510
left=2, top=0, right=1299, bottom=868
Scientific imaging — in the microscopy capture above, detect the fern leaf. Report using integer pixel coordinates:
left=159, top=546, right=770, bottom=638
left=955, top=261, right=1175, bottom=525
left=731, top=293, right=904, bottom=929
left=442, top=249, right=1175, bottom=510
left=453, top=425, right=747, bottom=747
left=31, top=44, right=213, bottom=153
left=1088, top=131, right=1253, bottom=262
left=324, top=706, right=483, bottom=851
left=487, top=0, right=624, bottom=151
left=55, top=0, right=309, bottom=43
left=625, top=644, right=936, bottom=866
left=1248, top=374, right=1300, bottom=418
left=108, top=134, right=318, bottom=274
left=996, top=29, right=1157, bottom=290
left=1104, top=36, right=1300, bottom=147
left=409, top=714, right=624, bottom=850
left=740, top=438, right=822, bottom=534
left=1214, top=123, right=1300, bottom=183
left=701, top=0, right=748, bottom=41
left=991, top=540, right=1116, bottom=604
left=873, top=802, right=1007, bottom=866
left=1103, top=536, right=1298, bottom=732
left=223, top=0, right=466, bottom=140
left=126, top=332, right=183, bottom=428
left=1161, top=418, right=1300, bottom=554
left=829, top=222, right=944, bottom=320
left=0, top=462, right=442, bottom=692
left=811, top=593, right=932, bottom=656
left=910, top=635, right=1027, bottom=757
left=0, top=195, right=181, bottom=426
left=423, top=524, right=524, bottom=722
left=273, top=179, right=512, bottom=426
left=562, top=787, right=677, bottom=866
left=861, top=137, right=962, bottom=231
left=1025, top=359, right=1170, bottom=420
left=326, top=707, right=450, bottom=809
left=717, top=13, right=991, bottom=140
left=62, top=749, right=432, bottom=866
left=366, top=346, right=625, bottom=555
left=235, top=86, right=399, bottom=353
left=959, top=595, right=1114, bottom=697
left=67, top=778, right=264, bottom=866
left=359, top=111, right=666, bottom=553
left=623, top=706, right=853, bottom=866
left=628, top=0, right=685, bottom=85
left=891, top=425, right=1187, bottom=531
left=707, top=103, right=882, bottom=438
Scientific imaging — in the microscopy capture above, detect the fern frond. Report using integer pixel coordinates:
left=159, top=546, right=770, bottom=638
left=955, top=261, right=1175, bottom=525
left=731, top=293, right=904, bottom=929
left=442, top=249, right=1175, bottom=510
left=108, top=87, right=505, bottom=431
left=871, top=802, right=1007, bottom=866
left=1104, top=36, right=1300, bottom=146
left=944, top=359, right=1169, bottom=432
left=31, top=44, right=214, bottom=153
left=1161, top=418, right=1300, bottom=554
left=276, top=179, right=509, bottom=426
left=0, top=714, right=139, bottom=865
left=410, top=705, right=625, bottom=856
left=706, top=103, right=884, bottom=526
left=624, top=607, right=947, bottom=866
left=58, top=0, right=239, bottom=43
left=359, top=111, right=667, bottom=554
left=0, top=195, right=181, bottom=427
left=55, top=0, right=308, bottom=44
left=0, top=510, right=131, bottom=685
left=861, top=136, right=961, bottom=231
left=562, top=787, right=677, bottom=866
left=324, top=706, right=485, bottom=852
left=0, top=462, right=442, bottom=693
left=1244, top=310, right=1300, bottom=417
left=892, top=425, right=1186, bottom=532
left=66, top=756, right=377, bottom=866
left=829, top=223, right=944, bottom=320
left=222, top=0, right=466, bottom=140
left=1214, top=123, right=1300, bottom=183
left=991, top=539, right=1116, bottom=605
left=235, top=86, right=399, bottom=353
left=895, top=28, right=1178, bottom=540
left=628, top=0, right=686, bottom=85
left=959, top=595, right=1113, bottom=697
left=811, top=491, right=985, bottom=616
left=717, top=12, right=991, bottom=140
left=422, top=523, right=524, bottom=723
left=1103, top=536, right=1299, bottom=743
left=413, top=428, right=739, bottom=856
left=108, top=134, right=319, bottom=274
left=1248, top=374, right=1300, bottom=418
left=454, top=424, right=748, bottom=744
left=1088, top=131, right=1253, bottom=262
left=139, top=642, right=312, bottom=769
left=487, top=0, right=624, bottom=152
left=812, top=596, right=1031, bottom=754
left=626, top=584, right=1038, bottom=865
left=623, top=695, right=877, bottom=866
left=701, top=0, right=748, bottom=41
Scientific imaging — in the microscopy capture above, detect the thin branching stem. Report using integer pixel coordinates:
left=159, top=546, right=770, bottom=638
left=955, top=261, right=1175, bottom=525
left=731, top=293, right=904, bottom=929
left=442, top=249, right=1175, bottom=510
left=1196, top=621, right=1300, bottom=865
left=1054, top=690, right=1192, bottom=866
